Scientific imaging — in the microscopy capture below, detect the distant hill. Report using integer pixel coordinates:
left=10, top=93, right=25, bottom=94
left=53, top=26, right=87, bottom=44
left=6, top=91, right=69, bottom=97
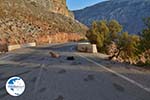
left=74, top=0, right=150, bottom=34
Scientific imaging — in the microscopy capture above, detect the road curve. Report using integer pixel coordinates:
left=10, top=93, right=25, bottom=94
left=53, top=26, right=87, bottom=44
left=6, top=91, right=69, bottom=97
left=0, top=43, right=150, bottom=100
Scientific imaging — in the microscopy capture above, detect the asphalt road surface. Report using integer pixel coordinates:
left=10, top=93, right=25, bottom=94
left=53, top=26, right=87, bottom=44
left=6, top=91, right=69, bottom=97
left=0, top=42, right=150, bottom=100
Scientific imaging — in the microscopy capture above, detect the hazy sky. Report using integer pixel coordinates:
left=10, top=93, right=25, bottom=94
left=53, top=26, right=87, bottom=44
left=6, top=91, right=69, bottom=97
left=67, top=0, right=107, bottom=10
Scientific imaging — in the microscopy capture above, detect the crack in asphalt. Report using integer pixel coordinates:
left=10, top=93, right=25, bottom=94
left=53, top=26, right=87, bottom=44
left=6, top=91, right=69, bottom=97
left=34, top=64, right=45, bottom=93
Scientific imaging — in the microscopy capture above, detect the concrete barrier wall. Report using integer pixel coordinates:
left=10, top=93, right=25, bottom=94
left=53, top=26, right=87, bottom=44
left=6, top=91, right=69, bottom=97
left=77, top=43, right=98, bottom=53
left=8, top=43, right=36, bottom=51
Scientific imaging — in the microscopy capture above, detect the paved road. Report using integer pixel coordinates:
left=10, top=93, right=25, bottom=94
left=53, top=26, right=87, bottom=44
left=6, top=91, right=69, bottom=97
left=0, top=43, right=150, bottom=100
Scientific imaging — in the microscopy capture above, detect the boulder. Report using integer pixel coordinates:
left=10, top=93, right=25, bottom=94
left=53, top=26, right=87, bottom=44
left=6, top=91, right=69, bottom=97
left=0, top=43, right=8, bottom=53
left=49, top=51, right=60, bottom=58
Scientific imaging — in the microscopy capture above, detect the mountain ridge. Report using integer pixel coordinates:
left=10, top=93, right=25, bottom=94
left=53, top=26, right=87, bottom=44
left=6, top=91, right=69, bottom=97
left=74, top=0, right=150, bottom=34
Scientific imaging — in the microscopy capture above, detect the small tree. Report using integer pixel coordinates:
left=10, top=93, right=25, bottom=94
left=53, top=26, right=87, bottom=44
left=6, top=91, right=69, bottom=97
left=138, top=17, right=150, bottom=65
left=117, top=32, right=140, bottom=64
left=87, top=20, right=123, bottom=52
left=86, top=20, right=109, bottom=52
left=140, top=17, right=150, bottom=51
left=108, top=20, right=122, bottom=41
left=86, top=21, right=99, bottom=44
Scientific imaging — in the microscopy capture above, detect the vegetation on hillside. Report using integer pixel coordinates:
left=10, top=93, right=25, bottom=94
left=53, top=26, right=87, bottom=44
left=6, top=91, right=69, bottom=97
left=138, top=18, right=150, bottom=66
left=86, top=20, right=122, bottom=52
left=86, top=18, right=150, bottom=66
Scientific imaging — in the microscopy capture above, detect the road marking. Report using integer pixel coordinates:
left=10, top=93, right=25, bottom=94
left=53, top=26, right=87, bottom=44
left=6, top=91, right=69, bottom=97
left=34, top=64, right=45, bottom=93
left=0, top=54, right=13, bottom=60
left=77, top=54, right=150, bottom=93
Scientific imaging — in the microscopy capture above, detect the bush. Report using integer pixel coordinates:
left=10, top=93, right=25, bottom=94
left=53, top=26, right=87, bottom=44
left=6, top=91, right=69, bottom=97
left=87, top=18, right=150, bottom=66
left=86, top=20, right=122, bottom=52
left=137, top=17, right=150, bottom=66
left=117, top=32, right=140, bottom=64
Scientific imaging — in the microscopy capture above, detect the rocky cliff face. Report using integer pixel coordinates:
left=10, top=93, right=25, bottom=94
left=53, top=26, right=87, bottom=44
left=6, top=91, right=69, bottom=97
left=48, top=0, right=74, bottom=18
left=74, top=0, right=150, bottom=34
left=0, top=0, right=73, bottom=18
left=0, top=0, right=87, bottom=50
left=27, top=0, right=74, bottom=18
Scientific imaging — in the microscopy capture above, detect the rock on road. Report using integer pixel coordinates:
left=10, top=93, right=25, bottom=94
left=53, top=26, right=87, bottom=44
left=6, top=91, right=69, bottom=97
left=0, top=43, right=150, bottom=100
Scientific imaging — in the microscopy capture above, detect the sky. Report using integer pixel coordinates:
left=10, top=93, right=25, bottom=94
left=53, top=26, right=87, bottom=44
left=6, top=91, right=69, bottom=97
left=67, top=0, right=107, bottom=11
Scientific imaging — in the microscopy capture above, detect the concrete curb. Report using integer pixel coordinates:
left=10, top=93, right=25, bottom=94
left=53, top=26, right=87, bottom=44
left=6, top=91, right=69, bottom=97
left=8, top=42, right=36, bottom=51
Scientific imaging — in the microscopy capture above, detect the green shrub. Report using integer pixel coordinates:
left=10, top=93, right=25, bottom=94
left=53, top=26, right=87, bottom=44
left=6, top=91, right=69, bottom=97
left=86, top=20, right=122, bottom=52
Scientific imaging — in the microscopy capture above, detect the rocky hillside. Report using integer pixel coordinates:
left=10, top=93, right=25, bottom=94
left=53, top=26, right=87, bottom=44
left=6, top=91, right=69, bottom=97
left=0, top=0, right=73, bottom=18
left=0, top=0, right=87, bottom=47
left=74, top=0, right=150, bottom=34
